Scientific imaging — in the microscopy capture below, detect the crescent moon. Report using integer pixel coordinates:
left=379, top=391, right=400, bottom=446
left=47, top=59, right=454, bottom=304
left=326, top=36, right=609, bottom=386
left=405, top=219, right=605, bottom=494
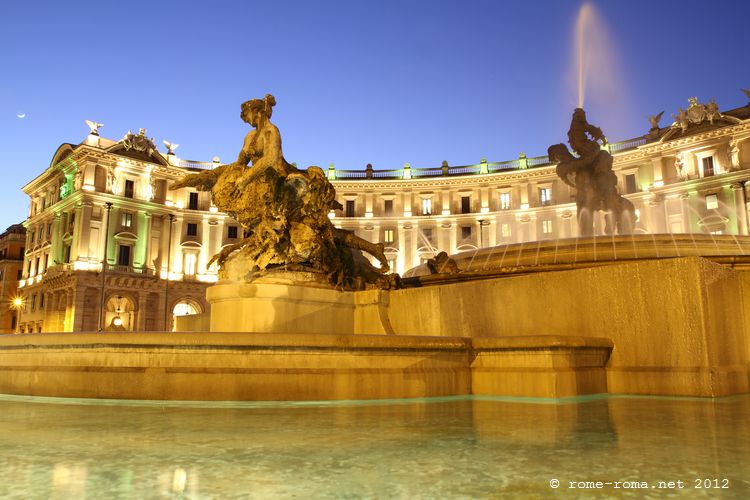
left=17, top=113, right=26, bottom=119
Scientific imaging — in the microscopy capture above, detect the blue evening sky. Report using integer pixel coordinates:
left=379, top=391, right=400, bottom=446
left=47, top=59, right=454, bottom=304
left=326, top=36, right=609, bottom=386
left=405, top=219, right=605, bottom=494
left=1, top=0, right=748, bottom=230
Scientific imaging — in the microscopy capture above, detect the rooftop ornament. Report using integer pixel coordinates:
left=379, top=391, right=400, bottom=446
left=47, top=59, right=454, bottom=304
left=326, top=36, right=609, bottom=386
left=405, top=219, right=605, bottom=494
left=171, top=95, right=397, bottom=289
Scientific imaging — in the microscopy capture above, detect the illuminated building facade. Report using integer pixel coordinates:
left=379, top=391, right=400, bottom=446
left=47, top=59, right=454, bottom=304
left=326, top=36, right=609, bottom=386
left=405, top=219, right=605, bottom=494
left=18, top=131, right=231, bottom=333
left=17, top=96, right=750, bottom=332
left=329, top=98, right=750, bottom=274
left=0, top=224, right=26, bottom=333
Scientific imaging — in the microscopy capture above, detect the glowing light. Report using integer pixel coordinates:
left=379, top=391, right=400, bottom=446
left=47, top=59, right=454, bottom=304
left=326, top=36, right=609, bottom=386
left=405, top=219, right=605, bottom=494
left=73, top=261, right=92, bottom=271
left=12, top=297, right=24, bottom=308
left=441, top=209, right=451, bottom=216
left=653, top=180, right=664, bottom=187
left=176, top=201, right=184, bottom=209
left=520, top=203, right=529, bottom=210
left=328, top=210, right=335, bottom=219
left=197, top=274, right=219, bottom=283
left=403, top=211, right=412, bottom=217
left=480, top=207, right=490, bottom=214
left=365, top=211, right=374, bottom=219
left=113, top=316, right=123, bottom=327
left=82, top=184, right=95, bottom=192
left=165, top=200, right=175, bottom=207
left=209, top=206, right=218, bottom=213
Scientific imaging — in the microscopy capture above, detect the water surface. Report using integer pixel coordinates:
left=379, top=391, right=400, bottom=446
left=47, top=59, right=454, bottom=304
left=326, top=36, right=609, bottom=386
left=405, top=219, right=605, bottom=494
left=0, top=394, right=748, bottom=498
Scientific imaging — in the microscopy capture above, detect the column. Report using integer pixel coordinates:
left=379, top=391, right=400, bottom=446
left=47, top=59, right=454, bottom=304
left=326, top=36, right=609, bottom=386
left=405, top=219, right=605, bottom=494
left=136, top=292, right=147, bottom=330
left=200, top=217, right=212, bottom=273
left=133, top=211, right=151, bottom=269
left=679, top=193, right=691, bottom=234
left=159, top=214, right=171, bottom=274
left=51, top=212, right=63, bottom=265
left=731, top=183, right=749, bottom=235
left=69, top=203, right=84, bottom=262
left=397, top=224, right=406, bottom=274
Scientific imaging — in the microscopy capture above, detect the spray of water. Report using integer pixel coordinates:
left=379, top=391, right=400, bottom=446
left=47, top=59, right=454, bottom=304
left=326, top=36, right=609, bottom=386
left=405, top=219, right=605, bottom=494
left=572, top=2, right=623, bottom=116
left=576, top=3, right=592, bottom=108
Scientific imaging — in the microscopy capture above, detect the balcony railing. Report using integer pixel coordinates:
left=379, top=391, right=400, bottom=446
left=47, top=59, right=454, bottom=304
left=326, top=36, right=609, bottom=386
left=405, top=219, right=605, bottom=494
left=326, top=134, right=650, bottom=181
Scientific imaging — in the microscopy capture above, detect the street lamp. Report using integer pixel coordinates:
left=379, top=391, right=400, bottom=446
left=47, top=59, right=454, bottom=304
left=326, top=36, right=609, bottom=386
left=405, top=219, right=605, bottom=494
left=98, top=202, right=113, bottom=332
left=11, top=296, right=24, bottom=333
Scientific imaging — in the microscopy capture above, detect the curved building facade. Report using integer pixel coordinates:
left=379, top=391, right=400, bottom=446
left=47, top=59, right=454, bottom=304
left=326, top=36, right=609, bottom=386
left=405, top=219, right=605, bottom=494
left=15, top=96, right=750, bottom=332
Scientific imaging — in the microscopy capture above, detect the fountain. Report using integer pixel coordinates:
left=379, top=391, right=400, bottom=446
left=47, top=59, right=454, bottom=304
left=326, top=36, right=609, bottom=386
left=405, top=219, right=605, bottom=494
left=1, top=5, right=750, bottom=402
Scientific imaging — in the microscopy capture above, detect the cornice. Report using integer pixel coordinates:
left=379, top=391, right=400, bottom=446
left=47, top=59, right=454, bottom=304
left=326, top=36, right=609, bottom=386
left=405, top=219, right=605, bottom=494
left=332, top=166, right=558, bottom=191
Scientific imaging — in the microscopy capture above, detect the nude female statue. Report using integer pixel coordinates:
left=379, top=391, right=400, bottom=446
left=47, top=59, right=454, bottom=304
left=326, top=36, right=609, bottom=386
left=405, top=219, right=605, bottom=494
left=170, top=95, right=391, bottom=287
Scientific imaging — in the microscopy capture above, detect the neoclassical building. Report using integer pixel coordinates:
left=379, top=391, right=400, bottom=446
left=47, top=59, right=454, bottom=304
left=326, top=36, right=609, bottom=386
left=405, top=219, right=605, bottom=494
left=16, top=95, right=750, bottom=332
left=0, top=224, right=26, bottom=333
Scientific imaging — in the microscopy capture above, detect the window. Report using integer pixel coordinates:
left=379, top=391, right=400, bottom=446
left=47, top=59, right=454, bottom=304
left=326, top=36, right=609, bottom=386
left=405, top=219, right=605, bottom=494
left=384, top=200, right=393, bottom=216
left=461, top=226, right=472, bottom=240
left=121, top=212, right=133, bottom=228
left=345, top=200, right=355, bottom=217
left=189, top=192, right=199, bottom=210
left=68, top=213, right=75, bottom=232
left=421, top=198, right=432, bottom=216
left=47, top=223, right=52, bottom=238
left=16, top=269, right=22, bottom=280
left=501, top=223, right=511, bottom=238
left=542, top=220, right=553, bottom=234
left=422, top=228, right=433, bottom=243
left=539, top=187, right=551, bottom=206
left=383, top=229, right=394, bottom=243
left=117, top=245, right=131, bottom=266
left=63, top=244, right=71, bottom=264
left=187, top=223, right=198, bottom=236
left=34, top=257, right=40, bottom=275
left=40, top=293, right=45, bottom=309
left=124, top=180, right=134, bottom=198
left=500, top=192, right=511, bottom=210
left=461, top=196, right=471, bottom=214
left=228, top=225, right=238, bottom=239
left=702, top=156, right=715, bottom=177
left=705, top=194, right=719, bottom=210
left=184, top=253, right=197, bottom=276
left=30, top=294, right=36, bottom=312
left=625, top=174, right=637, bottom=194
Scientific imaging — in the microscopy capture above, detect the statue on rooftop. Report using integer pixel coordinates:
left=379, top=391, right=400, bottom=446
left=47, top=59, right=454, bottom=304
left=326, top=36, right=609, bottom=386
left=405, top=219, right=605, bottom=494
left=548, top=108, right=635, bottom=236
left=170, top=94, right=395, bottom=289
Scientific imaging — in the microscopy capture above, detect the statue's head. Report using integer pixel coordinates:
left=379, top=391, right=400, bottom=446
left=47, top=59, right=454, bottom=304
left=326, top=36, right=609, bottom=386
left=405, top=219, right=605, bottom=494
left=572, top=107, right=587, bottom=123
left=241, top=94, right=276, bottom=125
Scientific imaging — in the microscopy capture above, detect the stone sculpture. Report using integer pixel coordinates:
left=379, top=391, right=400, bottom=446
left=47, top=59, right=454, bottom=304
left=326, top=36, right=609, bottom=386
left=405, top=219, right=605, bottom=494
left=171, top=95, right=395, bottom=289
left=426, top=251, right=460, bottom=274
left=548, top=108, right=635, bottom=236
left=648, top=111, right=664, bottom=130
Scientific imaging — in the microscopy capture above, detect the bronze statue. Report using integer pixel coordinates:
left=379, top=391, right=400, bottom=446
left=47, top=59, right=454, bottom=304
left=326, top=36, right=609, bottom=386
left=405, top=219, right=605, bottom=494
left=549, top=108, right=635, bottom=236
left=171, top=95, right=394, bottom=289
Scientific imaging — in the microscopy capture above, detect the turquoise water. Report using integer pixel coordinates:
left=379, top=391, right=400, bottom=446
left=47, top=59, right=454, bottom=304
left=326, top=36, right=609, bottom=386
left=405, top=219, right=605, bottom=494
left=0, top=394, right=748, bottom=499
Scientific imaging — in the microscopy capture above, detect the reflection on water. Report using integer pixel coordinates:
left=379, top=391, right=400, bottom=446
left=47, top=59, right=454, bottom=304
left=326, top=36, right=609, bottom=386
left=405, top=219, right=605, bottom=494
left=0, top=394, right=748, bottom=498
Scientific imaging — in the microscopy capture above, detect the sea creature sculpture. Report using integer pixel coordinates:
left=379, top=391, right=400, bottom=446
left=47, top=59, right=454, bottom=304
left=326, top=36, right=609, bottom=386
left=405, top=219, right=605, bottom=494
left=549, top=108, right=635, bottom=236
left=170, top=95, right=396, bottom=289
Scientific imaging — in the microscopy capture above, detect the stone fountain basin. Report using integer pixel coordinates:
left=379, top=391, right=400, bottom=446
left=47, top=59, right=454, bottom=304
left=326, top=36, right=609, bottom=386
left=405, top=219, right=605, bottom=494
left=451, top=234, right=750, bottom=274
